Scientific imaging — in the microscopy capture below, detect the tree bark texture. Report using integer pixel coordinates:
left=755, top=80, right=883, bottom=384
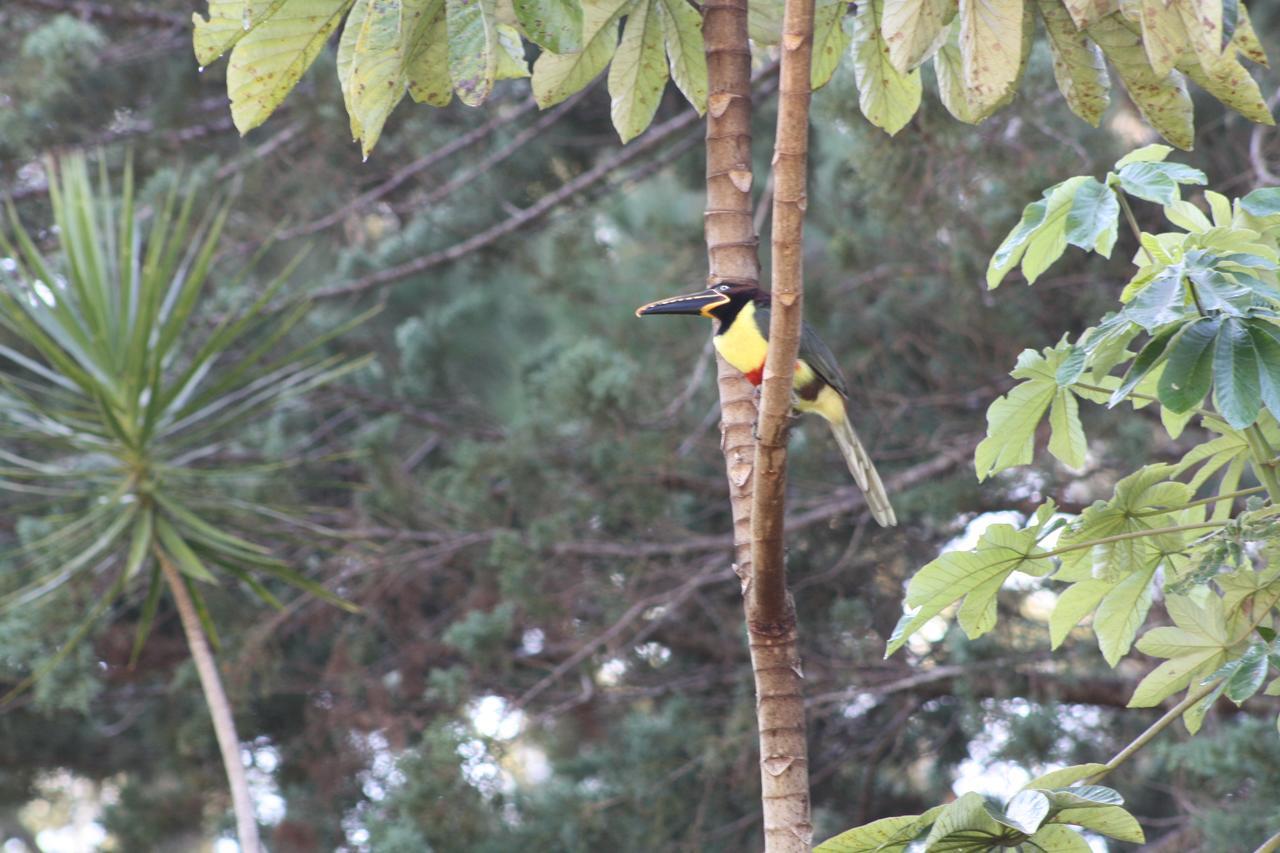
left=158, top=554, right=262, bottom=853
left=703, top=0, right=813, bottom=847
left=746, top=0, right=817, bottom=845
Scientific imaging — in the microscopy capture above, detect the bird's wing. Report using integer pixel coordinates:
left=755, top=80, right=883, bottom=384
left=754, top=306, right=851, bottom=398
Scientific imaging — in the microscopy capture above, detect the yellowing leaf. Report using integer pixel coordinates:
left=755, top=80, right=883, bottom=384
left=811, top=0, right=853, bottom=90
left=881, top=0, right=953, bottom=73
left=351, top=0, right=423, bottom=156
left=1062, top=0, right=1119, bottom=28
left=1093, top=557, right=1159, bottom=665
left=532, top=0, right=628, bottom=107
left=608, top=0, right=668, bottom=142
left=1037, top=0, right=1111, bottom=126
left=658, top=0, right=707, bottom=112
left=1088, top=13, right=1194, bottom=150
left=1233, top=2, right=1268, bottom=67
left=852, top=0, right=922, bottom=135
left=1051, top=806, right=1145, bottom=843
left=932, top=20, right=979, bottom=123
left=1175, top=0, right=1223, bottom=73
left=1178, top=48, right=1275, bottom=126
left=1138, top=0, right=1188, bottom=78
left=406, top=0, right=453, bottom=105
left=957, top=0, right=1023, bottom=117
left=226, top=0, right=355, bottom=134
left=748, top=0, right=784, bottom=44
left=447, top=0, right=499, bottom=105
left=495, top=23, right=530, bottom=78
left=193, top=0, right=290, bottom=67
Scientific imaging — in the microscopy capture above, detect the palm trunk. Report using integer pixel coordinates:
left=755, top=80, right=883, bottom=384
left=703, top=0, right=813, bottom=846
left=158, top=553, right=261, bottom=853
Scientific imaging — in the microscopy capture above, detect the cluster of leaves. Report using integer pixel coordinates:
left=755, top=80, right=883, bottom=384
left=817, top=766, right=1141, bottom=852
left=0, top=156, right=364, bottom=695
left=822, top=148, right=1280, bottom=848
left=193, top=0, right=1273, bottom=155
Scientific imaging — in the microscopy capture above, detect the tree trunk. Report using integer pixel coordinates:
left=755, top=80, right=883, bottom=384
left=703, top=0, right=813, bottom=846
left=158, top=553, right=261, bottom=853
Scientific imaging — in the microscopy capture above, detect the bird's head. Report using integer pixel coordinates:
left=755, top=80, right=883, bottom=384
left=634, top=281, right=758, bottom=320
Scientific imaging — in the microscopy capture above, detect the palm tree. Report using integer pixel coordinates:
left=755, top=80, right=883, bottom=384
left=0, top=155, right=370, bottom=851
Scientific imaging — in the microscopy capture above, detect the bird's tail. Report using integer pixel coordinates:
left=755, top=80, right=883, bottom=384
left=827, top=413, right=896, bottom=527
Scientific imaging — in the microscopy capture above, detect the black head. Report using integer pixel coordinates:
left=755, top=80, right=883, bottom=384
left=634, top=281, right=761, bottom=322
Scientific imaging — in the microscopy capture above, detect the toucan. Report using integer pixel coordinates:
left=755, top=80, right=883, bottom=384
left=636, top=280, right=896, bottom=527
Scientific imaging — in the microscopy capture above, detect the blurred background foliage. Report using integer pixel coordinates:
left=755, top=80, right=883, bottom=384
left=1, top=1, right=1279, bottom=850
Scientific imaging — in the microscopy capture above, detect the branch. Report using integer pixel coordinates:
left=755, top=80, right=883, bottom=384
left=275, top=97, right=540, bottom=242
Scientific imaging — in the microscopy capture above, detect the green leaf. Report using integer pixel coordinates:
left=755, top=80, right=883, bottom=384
left=1037, top=785, right=1124, bottom=809
left=1109, top=324, right=1177, bottom=406
left=815, top=814, right=927, bottom=852
left=1116, top=143, right=1173, bottom=168
left=1212, top=316, right=1262, bottom=429
left=225, top=0, right=354, bottom=134
left=886, top=522, right=1050, bottom=655
left=658, top=0, right=707, bottom=112
left=129, top=563, right=164, bottom=666
left=1232, top=2, right=1267, bottom=66
left=447, top=0, right=499, bottom=106
left=1065, top=178, right=1119, bottom=257
left=1051, top=805, right=1145, bottom=843
left=1093, top=557, right=1159, bottom=666
left=956, top=0, right=1023, bottom=117
left=881, top=0, right=952, bottom=72
left=1247, top=321, right=1280, bottom=418
left=406, top=0, right=453, bottom=105
left=748, top=0, right=783, bottom=44
left=1025, top=824, right=1093, bottom=852
left=1223, top=642, right=1270, bottom=704
left=1088, top=13, right=1194, bottom=150
left=154, top=517, right=218, bottom=584
left=532, top=0, right=628, bottom=108
left=811, top=0, right=852, bottom=91
left=1123, top=268, right=1193, bottom=330
left=1158, top=315, right=1220, bottom=412
left=987, top=177, right=1090, bottom=288
left=123, top=508, right=154, bottom=581
left=513, top=0, right=583, bottom=52
left=608, top=0, right=668, bottom=142
left=1051, top=578, right=1113, bottom=648
left=852, top=0, right=922, bottom=136
left=1036, top=0, right=1110, bottom=126
left=1116, top=161, right=1208, bottom=205
left=1130, top=591, right=1232, bottom=707
left=924, top=792, right=1010, bottom=849
left=976, top=341, right=1088, bottom=479
left=1242, top=187, right=1280, bottom=217
left=1022, top=764, right=1108, bottom=789
left=994, top=790, right=1050, bottom=835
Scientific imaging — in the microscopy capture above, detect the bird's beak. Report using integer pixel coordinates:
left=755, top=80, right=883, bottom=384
left=634, top=288, right=729, bottom=318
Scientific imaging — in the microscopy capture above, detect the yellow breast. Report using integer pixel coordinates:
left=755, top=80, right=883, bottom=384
left=713, top=300, right=768, bottom=377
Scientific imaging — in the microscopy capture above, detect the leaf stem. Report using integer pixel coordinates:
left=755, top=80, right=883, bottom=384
left=1039, top=521, right=1227, bottom=560
left=1115, top=189, right=1154, bottom=265
left=1131, top=486, right=1266, bottom=518
left=1243, top=425, right=1280, bottom=503
left=1085, top=679, right=1222, bottom=784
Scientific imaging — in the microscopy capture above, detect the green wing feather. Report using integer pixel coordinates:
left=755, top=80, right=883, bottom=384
left=754, top=306, right=850, bottom=398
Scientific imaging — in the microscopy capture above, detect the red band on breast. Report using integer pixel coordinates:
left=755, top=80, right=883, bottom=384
left=744, top=364, right=765, bottom=385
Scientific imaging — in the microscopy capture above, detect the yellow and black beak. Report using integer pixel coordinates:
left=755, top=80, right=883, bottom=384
left=634, top=288, right=729, bottom=318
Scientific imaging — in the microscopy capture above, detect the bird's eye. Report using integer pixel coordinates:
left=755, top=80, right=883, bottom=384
left=718, top=285, right=730, bottom=292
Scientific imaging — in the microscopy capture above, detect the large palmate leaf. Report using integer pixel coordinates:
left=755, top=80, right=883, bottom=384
left=658, top=0, right=707, bottom=111
left=608, top=0, right=668, bottom=142
left=1130, top=589, right=1240, bottom=708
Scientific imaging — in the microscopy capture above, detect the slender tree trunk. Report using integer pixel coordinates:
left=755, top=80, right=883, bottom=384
left=703, top=0, right=812, bottom=847
left=745, top=0, right=818, bottom=845
left=158, top=553, right=261, bottom=853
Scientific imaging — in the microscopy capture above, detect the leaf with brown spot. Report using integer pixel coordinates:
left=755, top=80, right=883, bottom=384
left=881, top=0, right=954, bottom=73
left=1088, top=12, right=1194, bottom=149
left=957, top=0, right=1024, bottom=117
left=1037, top=0, right=1110, bottom=126
left=608, top=0, right=668, bottom=142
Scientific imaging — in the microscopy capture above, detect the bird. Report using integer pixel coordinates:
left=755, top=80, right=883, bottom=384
left=635, top=280, right=896, bottom=527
